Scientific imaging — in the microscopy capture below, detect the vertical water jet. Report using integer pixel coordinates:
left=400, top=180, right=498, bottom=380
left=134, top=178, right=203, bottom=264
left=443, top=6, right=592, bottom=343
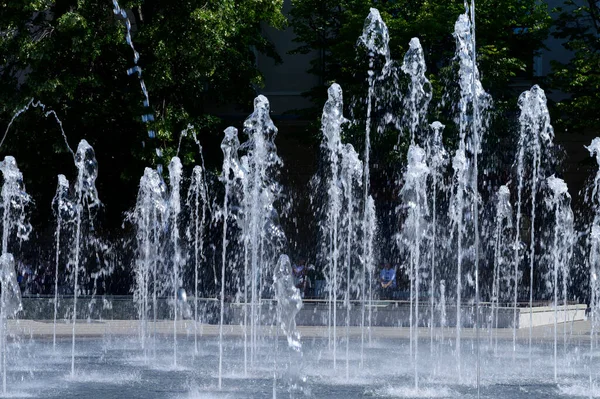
left=219, top=126, right=241, bottom=389
left=71, top=140, right=100, bottom=377
left=516, top=85, right=555, bottom=365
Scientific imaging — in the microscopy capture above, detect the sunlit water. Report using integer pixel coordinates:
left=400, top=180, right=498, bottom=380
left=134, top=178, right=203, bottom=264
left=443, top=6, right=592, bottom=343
left=0, top=334, right=596, bottom=398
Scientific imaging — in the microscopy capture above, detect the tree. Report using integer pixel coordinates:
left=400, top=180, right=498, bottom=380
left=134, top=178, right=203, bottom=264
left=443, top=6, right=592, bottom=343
left=289, top=0, right=551, bottom=210
left=289, top=0, right=551, bottom=125
left=551, top=0, right=600, bottom=133
left=0, top=0, right=285, bottom=227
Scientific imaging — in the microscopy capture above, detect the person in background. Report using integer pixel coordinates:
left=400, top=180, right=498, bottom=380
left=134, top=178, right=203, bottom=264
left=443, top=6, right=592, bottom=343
left=292, top=259, right=308, bottom=298
left=379, top=262, right=396, bottom=300
left=17, top=272, right=24, bottom=293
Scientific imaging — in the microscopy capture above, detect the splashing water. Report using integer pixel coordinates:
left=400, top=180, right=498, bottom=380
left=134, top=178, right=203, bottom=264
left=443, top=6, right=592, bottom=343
left=340, top=143, right=362, bottom=380
left=363, top=195, right=376, bottom=346
left=545, top=175, right=574, bottom=382
left=0, top=156, right=31, bottom=395
left=401, top=38, right=432, bottom=144
left=320, top=83, right=344, bottom=368
left=400, top=145, right=430, bottom=389
left=52, top=175, right=73, bottom=350
left=0, top=99, right=74, bottom=155
left=0, top=253, right=21, bottom=395
left=318, top=84, right=364, bottom=372
left=426, top=121, right=448, bottom=353
left=358, top=8, right=390, bottom=62
left=587, top=138, right=600, bottom=396
left=219, top=126, right=241, bottom=389
left=358, top=13, right=388, bottom=361
left=450, top=5, right=491, bottom=387
left=240, top=95, right=285, bottom=366
left=0, top=5, right=598, bottom=399
left=70, top=140, right=101, bottom=377
left=168, top=157, right=183, bottom=366
left=132, top=168, right=167, bottom=358
left=0, top=156, right=32, bottom=253
left=186, top=165, right=209, bottom=354
left=489, top=185, right=512, bottom=352
left=273, top=255, right=303, bottom=351
left=112, top=0, right=156, bottom=139
left=514, top=84, right=555, bottom=362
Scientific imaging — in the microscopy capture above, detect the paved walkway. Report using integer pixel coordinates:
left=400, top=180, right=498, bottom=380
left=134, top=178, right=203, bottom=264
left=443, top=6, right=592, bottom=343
left=6, top=319, right=594, bottom=341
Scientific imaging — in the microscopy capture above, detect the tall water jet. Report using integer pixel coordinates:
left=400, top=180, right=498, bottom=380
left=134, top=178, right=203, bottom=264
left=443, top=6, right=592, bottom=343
left=52, top=175, right=72, bottom=350
left=358, top=10, right=388, bottom=351
left=426, top=121, right=448, bottom=353
left=586, top=137, right=600, bottom=395
left=318, top=84, right=363, bottom=371
left=489, top=185, right=512, bottom=352
left=273, top=254, right=303, bottom=397
left=401, top=38, right=432, bottom=144
left=0, top=156, right=29, bottom=394
left=186, top=165, right=208, bottom=354
left=168, top=157, right=183, bottom=366
left=449, top=144, right=467, bottom=379
left=219, top=126, right=241, bottom=389
left=71, top=140, right=101, bottom=377
left=451, top=13, right=473, bottom=376
left=363, top=195, right=376, bottom=349
left=0, top=156, right=32, bottom=255
left=0, top=155, right=31, bottom=394
left=0, top=254, right=21, bottom=395
left=450, top=6, right=491, bottom=385
left=320, top=84, right=344, bottom=361
left=132, top=168, right=166, bottom=358
left=241, top=95, right=284, bottom=365
left=112, top=0, right=156, bottom=140
left=340, top=143, right=362, bottom=379
left=400, top=145, right=430, bottom=389
left=515, top=84, right=554, bottom=360
left=545, top=175, right=574, bottom=382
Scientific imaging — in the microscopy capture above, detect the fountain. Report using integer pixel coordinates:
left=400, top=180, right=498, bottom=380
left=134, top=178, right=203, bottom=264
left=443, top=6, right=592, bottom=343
left=242, top=95, right=285, bottom=366
left=0, top=254, right=21, bottom=395
left=167, top=157, right=183, bottom=366
left=449, top=5, right=491, bottom=388
left=489, top=185, right=513, bottom=352
left=318, top=84, right=363, bottom=371
left=0, top=156, right=29, bottom=395
left=273, top=254, right=303, bottom=352
left=545, top=175, right=574, bottom=382
left=0, top=3, right=598, bottom=399
left=426, top=121, right=448, bottom=353
left=186, top=165, right=208, bottom=354
left=399, top=145, right=430, bottom=389
left=70, top=140, right=101, bottom=377
left=320, top=83, right=343, bottom=367
left=514, top=84, right=555, bottom=361
left=357, top=10, right=388, bottom=366
left=218, top=126, right=240, bottom=389
left=587, top=138, right=600, bottom=397
left=401, top=37, right=432, bottom=145
left=132, top=167, right=166, bottom=357
left=52, top=175, right=73, bottom=350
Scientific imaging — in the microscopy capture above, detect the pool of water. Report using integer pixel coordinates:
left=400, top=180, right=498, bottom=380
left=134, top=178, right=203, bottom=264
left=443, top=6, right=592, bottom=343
left=3, top=333, right=599, bottom=398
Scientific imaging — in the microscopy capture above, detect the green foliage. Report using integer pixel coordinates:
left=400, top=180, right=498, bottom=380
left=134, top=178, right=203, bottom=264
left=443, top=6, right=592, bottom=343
left=289, top=0, right=551, bottom=149
left=290, top=0, right=550, bottom=105
left=288, top=0, right=551, bottom=188
left=550, top=0, right=600, bottom=133
left=0, top=0, right=284, bottom=224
